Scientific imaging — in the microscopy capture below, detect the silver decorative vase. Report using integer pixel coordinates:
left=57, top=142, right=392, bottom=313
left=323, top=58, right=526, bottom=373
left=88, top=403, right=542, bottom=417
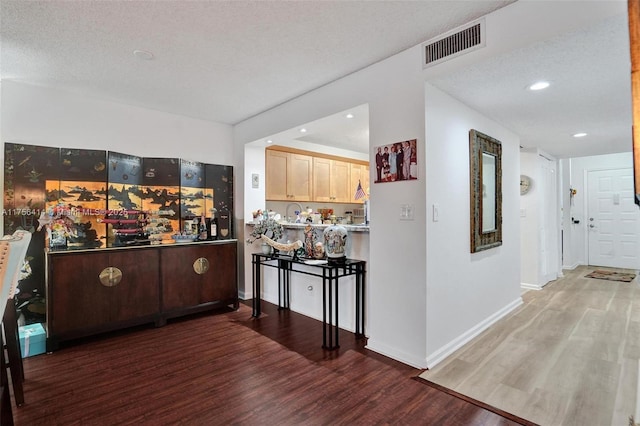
left=261, top=242, right=273, bottom=255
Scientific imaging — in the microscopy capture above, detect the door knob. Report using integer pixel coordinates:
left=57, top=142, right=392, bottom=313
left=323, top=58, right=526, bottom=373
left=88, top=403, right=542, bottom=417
left=589, top=224, right=595, bottom=228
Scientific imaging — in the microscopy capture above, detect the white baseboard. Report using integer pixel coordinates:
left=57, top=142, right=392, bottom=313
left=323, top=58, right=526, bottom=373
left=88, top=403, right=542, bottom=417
left=247, top=293, right=357, bottom=333
left=239, top=290, right=252, bottom=300
left=540, top=279, right=554, bottom=289
left=366, top=339, right=428, bottom=369
left=562, top=262, right=580, bottom=271
left=521, top=282, right=542, bottom=291
left=522, top=276, right=558, bottom=291
left=425, top=297, right=523, bottom=369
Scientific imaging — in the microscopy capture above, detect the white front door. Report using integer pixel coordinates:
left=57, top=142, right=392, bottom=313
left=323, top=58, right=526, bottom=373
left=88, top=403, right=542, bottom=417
left=587, top=168, right=640, bottom=269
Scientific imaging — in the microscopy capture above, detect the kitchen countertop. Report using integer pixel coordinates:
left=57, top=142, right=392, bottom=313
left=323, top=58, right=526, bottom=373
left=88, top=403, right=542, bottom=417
left=246, top=221, right=369, bottom=232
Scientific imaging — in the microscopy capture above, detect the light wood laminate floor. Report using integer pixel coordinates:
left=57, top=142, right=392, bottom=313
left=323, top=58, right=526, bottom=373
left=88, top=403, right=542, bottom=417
left=420, top=265, right=640, bottom=426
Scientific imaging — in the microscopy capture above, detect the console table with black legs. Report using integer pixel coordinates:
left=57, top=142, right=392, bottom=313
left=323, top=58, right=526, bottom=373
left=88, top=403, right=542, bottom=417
left=251, top=253, right=365, bottom=350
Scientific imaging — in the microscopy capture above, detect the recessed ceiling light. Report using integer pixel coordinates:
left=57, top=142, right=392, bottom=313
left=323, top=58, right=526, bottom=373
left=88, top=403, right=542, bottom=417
left=346, top=113, right=354, bottom=119
left=528, top=81, right=550, bottom=91
left=572, top=132, right=588, bottom=138
left=300, top=128, right=307, bottom=133
left=133, top=49, right=154, bottom=60
left=266, top=139, right=273, bottom=144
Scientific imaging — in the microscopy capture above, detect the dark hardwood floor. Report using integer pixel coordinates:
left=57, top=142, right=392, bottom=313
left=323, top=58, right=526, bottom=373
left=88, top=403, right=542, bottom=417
left=11, top=301, right=527, bottom=425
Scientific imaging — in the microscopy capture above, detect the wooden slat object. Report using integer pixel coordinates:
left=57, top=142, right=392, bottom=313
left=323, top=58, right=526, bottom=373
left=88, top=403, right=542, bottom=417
left=3, top=300, right=24, bottom=407
left=630, top=0, right=640, bottom=203
left=0, top=231, right=33, bottom=424
left=12, top=301, right=522, bottom=425
left=0, top=331, right=13, bottom=426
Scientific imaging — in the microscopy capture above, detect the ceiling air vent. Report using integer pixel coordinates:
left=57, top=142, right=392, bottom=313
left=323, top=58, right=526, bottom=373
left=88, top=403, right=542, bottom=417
left=422, top=19, right=485, bottom=68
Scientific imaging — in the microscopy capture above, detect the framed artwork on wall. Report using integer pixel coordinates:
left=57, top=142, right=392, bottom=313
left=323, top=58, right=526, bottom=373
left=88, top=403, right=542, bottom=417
left=373, top=139, right=417, bottom=183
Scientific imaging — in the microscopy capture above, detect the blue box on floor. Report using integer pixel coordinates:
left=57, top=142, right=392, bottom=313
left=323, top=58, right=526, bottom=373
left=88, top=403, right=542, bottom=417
left=18, top=323, right=46, bottom=358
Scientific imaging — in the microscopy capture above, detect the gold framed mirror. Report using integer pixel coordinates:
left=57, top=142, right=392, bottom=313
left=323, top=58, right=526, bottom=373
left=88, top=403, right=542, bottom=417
left=469, top=129, right=502, bottom=253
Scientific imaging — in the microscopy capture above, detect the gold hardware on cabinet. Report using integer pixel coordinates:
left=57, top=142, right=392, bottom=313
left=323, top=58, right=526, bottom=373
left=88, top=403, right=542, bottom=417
left=193, top=257, right=210, bottom=275
left=99, top=267, right=122, bottom=287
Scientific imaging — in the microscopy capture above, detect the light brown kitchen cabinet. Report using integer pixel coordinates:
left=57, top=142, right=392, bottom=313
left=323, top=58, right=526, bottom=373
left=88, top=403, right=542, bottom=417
left=313, top=157, right=351, bottom=203
left=312, top=157, right=331, bottom=202
left=349, top=163, right=370, bottom=204
left=266, top=146, right=369, bottom=204
left=331, top=159, right=351, bottom=202
left=265, top=149, right=312, bottom=201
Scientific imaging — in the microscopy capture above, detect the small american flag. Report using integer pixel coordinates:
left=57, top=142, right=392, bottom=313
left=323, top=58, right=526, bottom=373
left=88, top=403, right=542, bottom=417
left=354, top=180, right=366, bottom=200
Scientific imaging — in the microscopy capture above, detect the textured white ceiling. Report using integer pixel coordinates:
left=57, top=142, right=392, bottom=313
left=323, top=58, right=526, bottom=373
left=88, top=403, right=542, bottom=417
left=0, top=0, right=512, bottom=125
left=258, top=104, right=370, bottom=156
left=1, top=1, right=633, bottom=159
left=429, top=12, right=632, bottom=159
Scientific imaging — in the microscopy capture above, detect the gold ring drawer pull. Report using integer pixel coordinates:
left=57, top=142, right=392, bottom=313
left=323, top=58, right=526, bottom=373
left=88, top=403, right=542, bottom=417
left=99, top=267, right=122, bottom=287
left=193, top=257, right=210, bottom=275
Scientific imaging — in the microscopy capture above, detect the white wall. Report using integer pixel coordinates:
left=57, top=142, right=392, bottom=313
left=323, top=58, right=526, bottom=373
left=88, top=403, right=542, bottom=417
left=244, top=145, right=267, bottom=226
left=562, top=152, right=634, bottom=267
left=424, top=84, right=522, bottom=367
left=1, top=81, right=235, bottom=232
left=236, top=45, right=428, bottom=368
left=1, top=81, right=233, bottom=161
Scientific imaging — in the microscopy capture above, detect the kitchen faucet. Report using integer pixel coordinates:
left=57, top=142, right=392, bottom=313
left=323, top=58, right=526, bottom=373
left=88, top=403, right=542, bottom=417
left=286, top=202, right=303, bottom=223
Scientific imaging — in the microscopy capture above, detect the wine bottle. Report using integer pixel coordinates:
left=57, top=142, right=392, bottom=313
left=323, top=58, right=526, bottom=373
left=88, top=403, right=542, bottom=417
left=209, top=213, right=218, bottom=240
left=198, top=213, right=207, bottom=241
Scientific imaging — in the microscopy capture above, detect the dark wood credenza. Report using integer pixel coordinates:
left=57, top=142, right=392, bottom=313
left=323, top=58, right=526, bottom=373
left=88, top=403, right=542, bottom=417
left=45, top=240, right=238, bottom=351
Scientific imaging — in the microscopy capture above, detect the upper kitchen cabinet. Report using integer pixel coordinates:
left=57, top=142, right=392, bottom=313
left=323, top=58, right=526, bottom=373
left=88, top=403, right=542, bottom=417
left=350, top=163, right=370, bottom=205
left=266, top=145, right=369, bottom=204
left=313, top=157, right=351, bottom=203
left=265, top=148, right=312, bottom=201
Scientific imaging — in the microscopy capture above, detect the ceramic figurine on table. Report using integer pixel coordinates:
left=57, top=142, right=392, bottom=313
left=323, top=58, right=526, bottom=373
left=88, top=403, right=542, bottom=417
left=304, top=224, right=315, bottom=258
left=313, top=242, right=325, bottom=259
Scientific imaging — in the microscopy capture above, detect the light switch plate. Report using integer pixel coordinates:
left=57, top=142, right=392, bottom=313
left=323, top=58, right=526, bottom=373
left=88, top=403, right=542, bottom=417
left=400, top=204, right=414, bottom=221
left=251, top=173, right=259, bottom=189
